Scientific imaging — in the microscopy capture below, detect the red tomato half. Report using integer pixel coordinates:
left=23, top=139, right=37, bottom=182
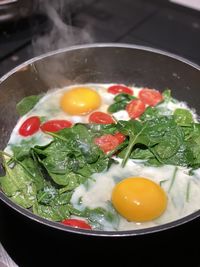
left=107, top=85, right=133, bottom=95
left=61, top=219, right=92, bottom=230
left=94, top=134, right=119, bottom=153
left=89, top=111, right=115, bottom=124
left=114, top=132, right=126, bottom=143
left=126, top=99, right=146, bottom=119
left=40, top=119, right=72, bottom=132
left=19, top=116, right=40, bottom=137
left=94, top=132, right=125, bottom=153
left=139, top=88, right=163, bottom=106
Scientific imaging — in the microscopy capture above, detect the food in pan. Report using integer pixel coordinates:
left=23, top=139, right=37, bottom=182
left=1, top=83, right=200, bottom=231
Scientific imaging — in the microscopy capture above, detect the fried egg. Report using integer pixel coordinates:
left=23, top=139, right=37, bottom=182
left=71, top=159, right=200, bottom=230
left=60, top=86, right=102, bottom=115
left=6, top=83, right=191, bottom=148
left=112, top=177, right=167, bottom=222
left=4, top=83, right=200, bottom=231
left=6, top=84, right=116, bottom=148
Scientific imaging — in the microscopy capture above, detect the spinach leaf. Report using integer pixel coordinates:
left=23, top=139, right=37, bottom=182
left=184, top=123, right=200, bottom=168
left=116, top=120, right=150, bottom=167
left=52, top=191, right=73, bottom=205
left=11, top=138, right=39, bottom=160
left=116, top=116, right=188, bottom=167
left=11, top=144, right=31, bottom=160
left=16, top=94, right=43, bottom=116
left=33, top=202, right=84, bottom=221
left=151, top=127, right=184, bottom=161
left=83, top=204, right=120, bottom=230
left=37, top=182, right=58, bottom=204
left=128, top=147, right=155, bottom=160
left=0, top=160, right=37, bottom=208
left=107, top=93, right=136, bottom=113
left=10, top=135, right=52, bottom=161
left=34, top=124, right=109, bottom=186
left=22, top=157, right=44, bottom=190
left=85, top=123, right=117, bottom=136
left=162, top=89, right=173, bottom=102
left=116, top=119, right=142, bottom=137
left=42, top=147, right=73, bottom=174
left=140, top=106, right=160, bottom=121
left=142, top=116, right=177, bottom=143
left=173, top=108, right=194, bottom=126
left=37, top=182, right=72, bottom=205
left=72, top=124, right=100, bottom=163
left=163, top=144, right=189, bottom=167
left=33, top=203, right=71, bottom=221
left=47, top=171, right=85, bottom=187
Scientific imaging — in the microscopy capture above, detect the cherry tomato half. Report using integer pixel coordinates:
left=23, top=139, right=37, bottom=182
left=61, top=218, right=92, bottom=230
left=19, top=116, right=40, bottom=137
left=94, top=132, right=125, bottom=153
left=126, top=99, right=146, bottom=119
left=114, top=132, right=126, bottom=143
left=94, top=134, right=119, bottom=153
left=107, top=85, right=133, bottom=95
left=40, top=119, right=72, bottom=132
left=139, top=88, right=163, bottom=106
left=89, top=111, right=115, bottom=124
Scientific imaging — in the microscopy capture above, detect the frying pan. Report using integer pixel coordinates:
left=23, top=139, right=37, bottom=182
left=0, top=44, right=200, bottom=266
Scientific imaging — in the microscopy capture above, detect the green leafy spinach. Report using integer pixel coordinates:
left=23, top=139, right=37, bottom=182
left=16, top=94, right=43, bottom=116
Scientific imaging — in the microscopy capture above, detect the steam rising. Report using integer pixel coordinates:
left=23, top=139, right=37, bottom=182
left=32, top=0, right=93, bottom=55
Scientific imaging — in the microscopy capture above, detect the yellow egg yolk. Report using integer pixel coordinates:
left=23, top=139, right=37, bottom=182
left=112, top=177, right=167, bottom=222
left=60, top=87, right=101, bottom=115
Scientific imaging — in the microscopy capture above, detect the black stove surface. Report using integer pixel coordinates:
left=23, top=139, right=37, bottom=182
left=0, top=0, right=200, bottom=78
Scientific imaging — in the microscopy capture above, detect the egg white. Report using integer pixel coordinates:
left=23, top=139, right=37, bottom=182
left=6, top=83, right=193, bottom=149
left=71, top=158, right=200, bottom=231
left=5, top=83, right=200, bottom=231
left=6, top=83, right=135, bottom=147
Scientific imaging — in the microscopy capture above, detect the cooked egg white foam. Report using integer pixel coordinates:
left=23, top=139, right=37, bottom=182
left=70, top=159, right=200, bottom=230
left=6, top=84, right=115, bottom=149
left=4, top=83, right=200, bottom=231
left=6, top=83, right=195, bottom=148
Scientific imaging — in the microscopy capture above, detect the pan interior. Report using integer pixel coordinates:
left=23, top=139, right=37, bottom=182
left=0, top=44, right=200, bottom=236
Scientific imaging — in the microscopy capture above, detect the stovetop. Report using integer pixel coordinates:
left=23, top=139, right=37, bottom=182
left=0, top=0, right=200, bottom=266
left=0, top=0, right=200, bottom=79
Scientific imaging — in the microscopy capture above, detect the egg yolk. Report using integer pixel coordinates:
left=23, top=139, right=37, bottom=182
left=112, top=177, right=167, bottom=222
left=60, top=87, right=101, bottom=115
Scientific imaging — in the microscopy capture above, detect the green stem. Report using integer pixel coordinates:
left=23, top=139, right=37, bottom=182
left=44, top=131, right=68, bottom=141
left=106, top=141, right=128, bottom=158
left=159, top=179, right=168, bottom=187
left=168, top=166, right=178, bottom=193
left=121, top=124, right=147, bottom=168
left=186, top=180, right=191, bottom=202
left=37, top=192, right=48, bottom=203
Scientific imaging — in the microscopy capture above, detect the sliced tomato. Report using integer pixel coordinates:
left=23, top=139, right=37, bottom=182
left=61, top=218, right=92, bottom=230
left=114, top=132, right=126, bottom=143
left=139, top=88, right=163, bottom=106
left=107, top=85, right=133, bottom=95
left=19, top=116, right=40, bottom=137
left=94, top=134, right=119, bottom=153
left=89, top=111, right=115, bottom=124
left=40, top=119, right=72, bottom=132
left=94, top=132, right=125, bottom=153
left=126, top=99, right=146, bottom=119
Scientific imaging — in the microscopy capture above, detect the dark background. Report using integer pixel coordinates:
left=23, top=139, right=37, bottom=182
left=0, top=0, right=200, bottom=78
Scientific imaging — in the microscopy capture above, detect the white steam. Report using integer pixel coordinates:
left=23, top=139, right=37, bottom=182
left=32, top=0, right=93, bottom=55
